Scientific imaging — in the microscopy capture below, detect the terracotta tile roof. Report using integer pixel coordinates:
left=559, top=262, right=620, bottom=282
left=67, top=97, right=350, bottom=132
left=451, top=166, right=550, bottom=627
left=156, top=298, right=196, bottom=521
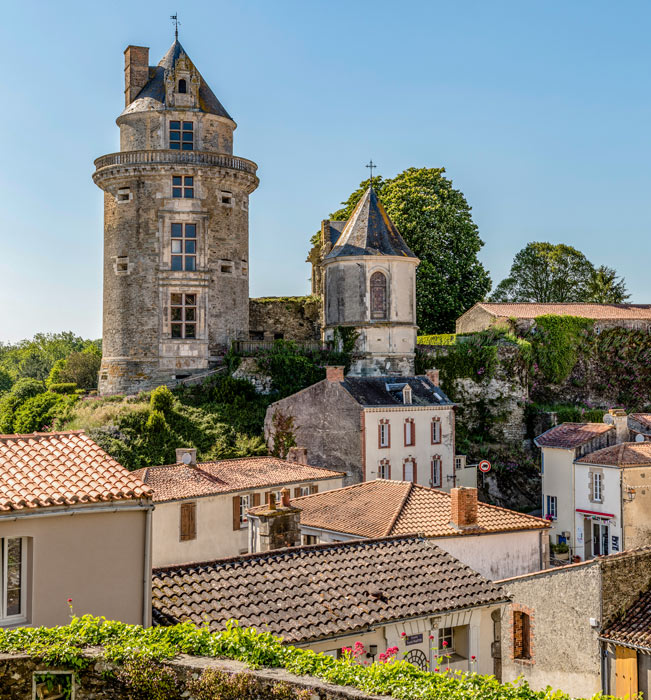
left=474, top=302, right=651, bottom=321
left=576, top=442, right=651, bottom=467
left=0, top=431, right=151, bottom=511
left=288, top=480, right=548, bottom=538
left=152, top=535, right=508, bottom=644
left=601, top=587, right=651, bottom=650
left=630, top=414, right=651, bottom=431
left=133, top=457, right=344, bottom=503
left=535, top=423, right=614, bottom=448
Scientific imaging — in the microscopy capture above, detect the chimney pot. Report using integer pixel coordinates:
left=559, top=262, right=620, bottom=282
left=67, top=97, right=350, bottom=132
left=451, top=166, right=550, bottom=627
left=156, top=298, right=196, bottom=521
left=281, top=488, right=291, bottom=507
left=450, top=487, right=478, bottom=528
left=268, top=492, right=276, bottom=510
left=326, top=366, right=345, bottom=382
left=608, top=409, right=630, bottom=444
left=287, top=446, right=308, bottom=465
left=426, top=369, right=440, bottom=386
left=175, top=448, right=197, bottom=466
left=124, top=45, right=150, bottom=107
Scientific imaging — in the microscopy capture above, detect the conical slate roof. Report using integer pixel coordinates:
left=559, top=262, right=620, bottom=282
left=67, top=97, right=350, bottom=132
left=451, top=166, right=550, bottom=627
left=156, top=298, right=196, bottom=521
left=121, top=40, right=232, bottom=119
left=325, top=187, right=417, bottom=259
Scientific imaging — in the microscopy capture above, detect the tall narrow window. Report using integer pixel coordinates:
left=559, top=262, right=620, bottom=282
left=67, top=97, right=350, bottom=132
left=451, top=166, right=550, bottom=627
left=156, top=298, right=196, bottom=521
left=170, top=120, right=194, bottom=150
left=170, top=293, right=197, bottom=339
left=1, top=537, right=24, bottom=621
left=546, top=495, right=557, bottom=519
left=379, top=420, right=390, bottom=448
left=431, top=417, right=441, bottom=444
left=379, top=459, right=391, bottom=479
left=438, top=627, right=454, bottom=652
left=172, top=176, right=194, bottom=198
left=592, top=472, right=603, bottom=502
left=178, top=79, right=187, bottom=93
left=239, top=494, right=251, bottom=525
left=179, top=502, right=197, bottom=541
left=370, top=271, right=388, bottom=319
left=171, top=223, right=197, bottom=271
left=513, top=611, right=531, bottom=660
left=404, top=418, right=415, bottom=446
left=431, top=456, right=442, bottom=488
left=403, top=459, right=416, bottom=482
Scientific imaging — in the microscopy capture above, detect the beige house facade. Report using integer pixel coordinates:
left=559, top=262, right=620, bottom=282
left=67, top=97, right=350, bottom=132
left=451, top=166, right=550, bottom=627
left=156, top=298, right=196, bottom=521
left=0, top=431, right=152, bottom=628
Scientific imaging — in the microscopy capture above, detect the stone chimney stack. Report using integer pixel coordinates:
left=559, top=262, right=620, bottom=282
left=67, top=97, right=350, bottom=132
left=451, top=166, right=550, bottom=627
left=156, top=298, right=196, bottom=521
left=426, top=369, right=440, bottom=386
left=286, top=447, right=308, bottom=465
left=326, top=366, right=345, bottom=382
left=609, top=409, right=630, bottom=444
left=176, top=447, right=197, bottom=466
left=450, top=487, right=478, bottom=529
left=124, top=45, right=150, bottom=106
left=254, top=497, right=301, bottom=552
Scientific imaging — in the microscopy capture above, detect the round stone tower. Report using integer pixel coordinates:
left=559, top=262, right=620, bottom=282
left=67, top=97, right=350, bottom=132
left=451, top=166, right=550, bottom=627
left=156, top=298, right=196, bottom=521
left=322, top=187, right=419, bottom=376
left=93, top=40, right=258, bottom=395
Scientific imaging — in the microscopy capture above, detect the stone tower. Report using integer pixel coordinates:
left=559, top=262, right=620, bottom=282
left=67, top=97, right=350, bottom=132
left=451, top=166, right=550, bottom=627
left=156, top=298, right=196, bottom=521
left=322, top=187, right=419, bottom=376
left=93, top=39, right=258, bottom=395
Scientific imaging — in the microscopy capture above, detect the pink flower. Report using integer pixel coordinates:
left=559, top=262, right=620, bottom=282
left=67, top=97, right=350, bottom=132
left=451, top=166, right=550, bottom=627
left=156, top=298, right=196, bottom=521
left=442, top=640, right=448, bottom=647
left=67, top=598, right=72, bottom=603
left=434, top=667, right=440, bottom=672
left=429, top=635, right=434, bottom=640
left=471, top=655, right=476, bottom=660
left=401, top=632, right=406, bottom=637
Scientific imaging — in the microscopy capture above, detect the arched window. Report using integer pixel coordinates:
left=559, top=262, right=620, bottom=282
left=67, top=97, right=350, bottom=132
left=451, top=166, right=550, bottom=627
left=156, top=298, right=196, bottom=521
left=178, top=79, right=187, bottom=93
left=370, top=271, right=387, bottom=319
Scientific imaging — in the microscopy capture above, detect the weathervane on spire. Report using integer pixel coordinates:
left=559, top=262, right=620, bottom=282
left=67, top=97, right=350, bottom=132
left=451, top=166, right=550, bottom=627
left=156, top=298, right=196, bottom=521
left=366, top=159, right=377, bottom=189
left=170, top=13, right=180, bottom=40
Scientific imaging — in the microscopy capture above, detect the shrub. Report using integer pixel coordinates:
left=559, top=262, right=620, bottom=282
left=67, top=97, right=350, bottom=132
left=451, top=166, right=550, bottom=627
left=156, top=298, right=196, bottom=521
left=150, top=385, right=175, bottom=414
left=13, top=392, right=77, bottom=434
left=0, top=367, right=12, bottom=394
left=49, top=383, right=78, bottom=395
left=531, top=315, right=593, bottom=384
left=417, top=334, right=456, bottom=346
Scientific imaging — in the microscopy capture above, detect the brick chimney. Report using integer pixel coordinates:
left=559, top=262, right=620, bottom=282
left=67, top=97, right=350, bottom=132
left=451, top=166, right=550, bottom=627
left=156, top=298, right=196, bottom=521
left=608, top=409, right=630, bottom=444
left=176, top=447, right=197, bottom=466
left=124, top=45, right=150, bottom=106
left=450, top=487, right=478, bottom=529
left=426, top=369, right=440, bottom=386
left=286, top=447, right=308, bottom=465
left=326, top=366, right=345, bottom=382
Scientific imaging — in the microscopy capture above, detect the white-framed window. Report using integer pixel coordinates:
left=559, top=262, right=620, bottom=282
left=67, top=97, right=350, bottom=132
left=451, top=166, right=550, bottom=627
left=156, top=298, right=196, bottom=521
left=379, top=420, right=390, bottom=448
left=438, top=627, right=454, bottom=652
left=455, top=455, right=466, bottom=471
left=593, top=472, right=603, bottom=502
left=298, top=486, right=311, bottom=497
left=239, top=494, right=251, bottom=525
left=379, top=459, right=390, bottom=479
left=403, top=459, right=415, bottom=483
left=1, top=537, right=26, bottom=625
left=546, top=495, right=557, bottom=519
left=431, top=417, right=441, bottom=444
left=171, top=223, right=197, bottom=271
left=404, top=418, right=415, bottom=447
left=431, top=457, right=442, bottom=487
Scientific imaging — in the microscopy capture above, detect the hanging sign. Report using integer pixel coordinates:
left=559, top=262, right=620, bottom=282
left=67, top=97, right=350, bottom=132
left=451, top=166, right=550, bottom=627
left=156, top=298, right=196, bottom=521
left=478, top=460, right=491, bottom=473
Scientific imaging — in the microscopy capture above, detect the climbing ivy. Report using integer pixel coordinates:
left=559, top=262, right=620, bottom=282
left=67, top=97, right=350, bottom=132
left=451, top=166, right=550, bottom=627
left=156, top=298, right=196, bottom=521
left=530, top=315, right=593, bottom=384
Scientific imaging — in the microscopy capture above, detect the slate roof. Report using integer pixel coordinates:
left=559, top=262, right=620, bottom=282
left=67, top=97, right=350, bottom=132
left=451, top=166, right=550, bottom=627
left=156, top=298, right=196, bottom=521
left=576, top=442, right=651, bottom=467
left=601, top=587, right=651, bottom=650
left=121, top=40, right=232, bottom=119
left=325, top=187, right=417, bottom=259
left=535, top=423, right=614, bottom=449
left=341, top=375, right=453, bottom=407
left=151, top=535, right=508, bottom=643
left=132, top=457, right=343, bottom=503
left=291, top=480, right=549, bottom=538
left=0, top=431, right=151, bottom=511
left=467, top=302, right=651, bottom=321
left=630, top=414, right=651, bottom=431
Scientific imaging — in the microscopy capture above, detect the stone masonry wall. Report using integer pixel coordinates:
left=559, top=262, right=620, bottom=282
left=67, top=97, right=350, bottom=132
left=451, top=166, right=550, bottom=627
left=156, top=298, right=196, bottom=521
left=600, top=547, right=651, bottom=626
left=249, top=297, right=322, bottom=342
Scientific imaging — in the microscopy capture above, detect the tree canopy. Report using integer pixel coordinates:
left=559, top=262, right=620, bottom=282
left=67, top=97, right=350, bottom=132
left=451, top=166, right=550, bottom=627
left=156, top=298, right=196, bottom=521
left=324, top=167, right=491, bottom=333
left=584, top=265, right=630, bottom=303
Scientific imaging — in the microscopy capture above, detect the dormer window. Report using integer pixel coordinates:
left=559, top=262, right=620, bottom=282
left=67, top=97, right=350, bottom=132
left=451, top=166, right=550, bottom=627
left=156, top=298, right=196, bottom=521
left=178, top=79, right=187, bottom=94
left=402, top=385, right=412, bottom=405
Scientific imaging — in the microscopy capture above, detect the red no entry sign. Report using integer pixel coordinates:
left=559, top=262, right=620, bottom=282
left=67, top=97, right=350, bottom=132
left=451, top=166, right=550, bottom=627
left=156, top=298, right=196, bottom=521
left=478, top=460, right=491, bottom=473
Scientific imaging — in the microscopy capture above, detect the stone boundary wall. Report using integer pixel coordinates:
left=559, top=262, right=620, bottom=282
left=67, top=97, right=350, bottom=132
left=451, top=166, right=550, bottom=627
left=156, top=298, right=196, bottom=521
left=0, top=652, right=388, bottom=700
left=249, top=297, right=322, bottom=342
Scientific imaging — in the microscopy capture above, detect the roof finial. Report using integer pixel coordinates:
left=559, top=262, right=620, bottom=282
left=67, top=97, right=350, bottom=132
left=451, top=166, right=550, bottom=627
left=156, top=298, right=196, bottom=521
left=366, top=159, right=377, bottom=189
left=170, top=13, right=180, bottom=41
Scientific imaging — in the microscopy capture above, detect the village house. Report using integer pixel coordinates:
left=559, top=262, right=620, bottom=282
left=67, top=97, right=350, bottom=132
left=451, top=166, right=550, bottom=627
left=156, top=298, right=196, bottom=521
left=0, top=431, right=152, bottom=628
left=629, top=413, right=651, bottom=441
left=152, top=535, right=509, bottom=676
left=497, top=546, right=651, bottom=699
left=456, top=302, right=651, bottom=335
left=250, top=481, right=549, bottom=580
left=132, top=447, right=343, bottom=567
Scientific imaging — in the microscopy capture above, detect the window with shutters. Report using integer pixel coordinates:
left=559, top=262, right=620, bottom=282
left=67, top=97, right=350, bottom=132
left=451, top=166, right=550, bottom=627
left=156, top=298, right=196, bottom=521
left=297, top=485, right=311, bottom=497
left=379, top=459, right=391, bottom=479
left=431, top=417, right=442, bottom=444
left=404, top=418, right=415, bottom=447
left=513, top=610, right=532, bottom=660
left=239, top=494, right=251, bottom=525
left=179, top=502, right=197, bottom=541
left=379, top=420, right=390, bottom=448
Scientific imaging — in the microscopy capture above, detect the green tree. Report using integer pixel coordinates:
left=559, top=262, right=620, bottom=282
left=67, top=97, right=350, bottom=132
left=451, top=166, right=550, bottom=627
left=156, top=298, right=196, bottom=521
left=584, top=265, right=630, bottom=303
left=491, top=242, right=595, bottom=303
left=326, top=168, right=491, bottom=333
left=47, top=350, right=101, bottom=390
left=0, top=368, right=12, bottom=394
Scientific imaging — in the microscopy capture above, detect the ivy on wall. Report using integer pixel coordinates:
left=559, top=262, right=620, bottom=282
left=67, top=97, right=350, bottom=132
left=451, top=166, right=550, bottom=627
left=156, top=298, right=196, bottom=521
left=530, top=315, right=593, bottom=384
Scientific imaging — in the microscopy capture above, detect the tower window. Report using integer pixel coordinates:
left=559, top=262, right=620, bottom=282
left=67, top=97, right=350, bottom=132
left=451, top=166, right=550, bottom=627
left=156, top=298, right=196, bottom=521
left=117, top=187, right=131, bottom=202
left=172, top=176, right=194, bottom=198
left=170, top=293, right=197, bottom=339
left=171, top=223, right=197, bottom=271
left=170, top=121, right=194, bottom=150
left=178, top=79, right=187, bottom=94
left=370, top=271, right=388, bottom=319
left=221, top=191, right=233, bottom=206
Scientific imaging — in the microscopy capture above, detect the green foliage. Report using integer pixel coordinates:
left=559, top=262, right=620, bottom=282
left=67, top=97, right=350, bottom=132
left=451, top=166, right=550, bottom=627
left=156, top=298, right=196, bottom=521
left=333, top=325, right=360, bottom=355
left=0, top=367, right=12, bottom=394
left=49, top=383, right=78, bottom=395
left=0, top=378, right=47, bottom=433
left=531, top=315, right=593, bottom=384
left=189, top=670, right=311, bottom=700
left=34, top=673, right=74, bottom=700
left=115, top=657, right=182, bottom=700
left=13, top=392, right=78, bottom=433
left=150, top=386, right=175, bottom=414
left=417, top=334, right=456, bottom=346
left=270, top=410, right=296, bottom=459
left=48, top=349, right=102, bottom=390
left=584, top=265, right=630, bottom=303
left=329, top=168, right=491, bottom=333
left=0, top=616, right=616, bottom=700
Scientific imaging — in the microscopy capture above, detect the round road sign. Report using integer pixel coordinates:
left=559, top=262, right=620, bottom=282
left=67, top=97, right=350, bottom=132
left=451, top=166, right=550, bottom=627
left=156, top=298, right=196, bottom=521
left=478, top=460, right=491, bottom=473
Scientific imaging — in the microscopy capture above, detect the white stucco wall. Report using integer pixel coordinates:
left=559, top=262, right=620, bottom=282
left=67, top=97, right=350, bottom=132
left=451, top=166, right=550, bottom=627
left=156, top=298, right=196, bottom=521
left=151, top=476, right=344, bottom=567
left=540, top=447, right=575, bottom=546
left=364, top=406, right=455, bottom=491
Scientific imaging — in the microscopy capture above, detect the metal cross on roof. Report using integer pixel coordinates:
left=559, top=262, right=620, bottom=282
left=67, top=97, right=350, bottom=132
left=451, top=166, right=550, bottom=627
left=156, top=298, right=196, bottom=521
left=366, top=159, right=377, bottom=188
left=171, top=13, right=180, bottom=40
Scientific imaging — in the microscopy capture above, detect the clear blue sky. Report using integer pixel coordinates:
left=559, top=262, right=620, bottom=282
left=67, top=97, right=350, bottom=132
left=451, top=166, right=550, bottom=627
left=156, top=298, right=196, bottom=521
left=1, top=0, right=650, bottom=342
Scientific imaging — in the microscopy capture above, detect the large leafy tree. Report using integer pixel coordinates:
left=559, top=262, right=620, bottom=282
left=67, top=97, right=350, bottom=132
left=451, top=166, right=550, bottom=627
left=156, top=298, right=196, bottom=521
left=584, top=265, right=630, bottom=303
left=490, top=242, right=596, bottom=303
left=325, top=168, right=491, bottom=333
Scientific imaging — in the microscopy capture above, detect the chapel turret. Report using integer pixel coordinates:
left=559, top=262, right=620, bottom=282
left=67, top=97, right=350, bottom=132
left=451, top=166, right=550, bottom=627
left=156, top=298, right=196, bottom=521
left=322, top=187, right=419, bottom=376
left=93, top=37, right=258, bottom=395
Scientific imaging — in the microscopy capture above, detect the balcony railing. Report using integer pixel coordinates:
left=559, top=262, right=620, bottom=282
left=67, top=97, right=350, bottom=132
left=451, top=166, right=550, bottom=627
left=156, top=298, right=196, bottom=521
left=94, top=150, right=257, bottom=175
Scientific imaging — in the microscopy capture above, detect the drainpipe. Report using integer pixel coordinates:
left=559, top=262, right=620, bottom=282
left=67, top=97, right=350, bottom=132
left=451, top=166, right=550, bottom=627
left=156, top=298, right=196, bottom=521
left=143, top=505, right=153, bottom=627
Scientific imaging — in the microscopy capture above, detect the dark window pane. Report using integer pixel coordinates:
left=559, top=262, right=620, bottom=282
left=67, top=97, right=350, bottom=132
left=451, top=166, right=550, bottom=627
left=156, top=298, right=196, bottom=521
left=185, top=224, right=196, bottom=237
left=171, top=256, right=183, bottom=271
left=173, top=176, right=182, bottom=185
left=185, top=240, right=196, bottom=253
left=171, top=223, right=183, bottom=237
left=185, top=257, right=196, bottom=272
left=182, top=132, right=194, bottom=142
left=170, top=121, right=180, bottom=130
left=171, top=293, right=183, bottom=305
left=183, top=122, right=193, bottom=130
left=170, top=131, right=180, bottom=140
left=170, top=143, right=181, bottom=150
left=6, top=538, right=22, bottom=616
left=178, top=80, right=187, bottom=94
left=184, top=188, right=194, bottom=198
left=171, top=307, right=183, bottom=321
left=171, top=324, right=182, bottom=338
left=185, top=294, right=196, bottom=305
left=185, top=307, right=196, bottom=321
left=184, top=177, right=193, bottom=185
left=172, top=188, right=182, bottom=198
left=185, top=324, right=196, bottom=338
left=182, top=143, right=193, bottom=151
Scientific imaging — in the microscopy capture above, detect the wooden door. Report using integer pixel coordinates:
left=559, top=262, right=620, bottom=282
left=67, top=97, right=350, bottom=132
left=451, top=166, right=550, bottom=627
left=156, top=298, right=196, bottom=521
left=614, top=645, right=638, bottom=699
